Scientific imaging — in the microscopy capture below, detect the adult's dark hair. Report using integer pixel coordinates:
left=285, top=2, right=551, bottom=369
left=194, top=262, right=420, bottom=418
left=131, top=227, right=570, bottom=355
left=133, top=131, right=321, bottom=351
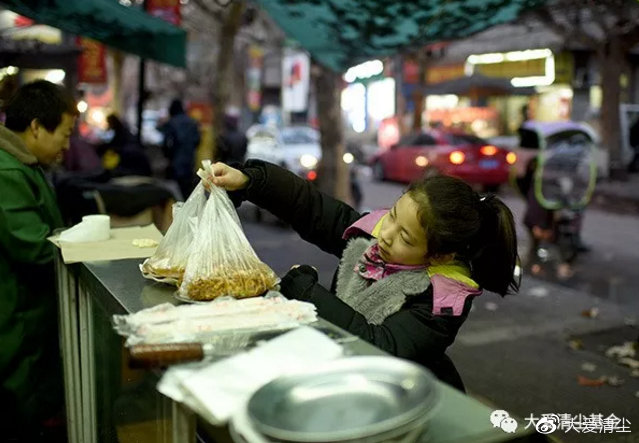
left=223, top=114, right=239, bottom=131
left=407, top=175, right=519, bottom=296
left=3, top=80, right=78, bottom=132
left=169, top=99, right=184, bottom=117
left=106, top=113, right=126, bottom=133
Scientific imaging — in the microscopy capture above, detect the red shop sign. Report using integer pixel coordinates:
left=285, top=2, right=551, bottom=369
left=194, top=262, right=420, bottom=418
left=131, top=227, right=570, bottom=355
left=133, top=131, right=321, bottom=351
left=147, top=0, right=181, bottom=25
left=77, top=37, right=107, bottom=84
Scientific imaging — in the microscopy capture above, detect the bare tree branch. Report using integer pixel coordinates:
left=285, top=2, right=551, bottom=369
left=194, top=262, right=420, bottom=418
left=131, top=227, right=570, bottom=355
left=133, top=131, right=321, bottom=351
left=587, top=0, right=612, bottom=38
left=621, top=26, right=639, bottom=51
left=531, top=7, right=600, bottom=49
left=191, top=0, right=224, bottom=24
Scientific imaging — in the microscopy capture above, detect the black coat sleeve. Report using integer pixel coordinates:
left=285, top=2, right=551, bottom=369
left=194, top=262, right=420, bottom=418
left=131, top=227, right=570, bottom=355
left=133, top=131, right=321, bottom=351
left=235, top=160, right=362, bottom=257
left=280, top=266, right=466, bottom=367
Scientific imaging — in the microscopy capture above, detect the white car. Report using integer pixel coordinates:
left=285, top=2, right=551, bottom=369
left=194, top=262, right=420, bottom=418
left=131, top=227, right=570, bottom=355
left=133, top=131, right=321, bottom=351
left=246, top=125, right=322, bottom=179
left=141, top=109, right=166, bottom=147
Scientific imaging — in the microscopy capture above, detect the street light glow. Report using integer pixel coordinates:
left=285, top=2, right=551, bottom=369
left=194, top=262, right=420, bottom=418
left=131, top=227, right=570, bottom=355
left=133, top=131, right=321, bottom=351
left=77, top=100, right=88, bottom=113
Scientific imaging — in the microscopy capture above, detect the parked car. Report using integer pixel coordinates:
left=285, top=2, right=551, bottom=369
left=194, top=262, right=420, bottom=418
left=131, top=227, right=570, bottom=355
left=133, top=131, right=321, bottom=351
left=370, top=129, right=516, bottom=191
left=246, top=125, right=322, bottom=180
left=513, top=121, right=608, bottom=183
left=141, top=109, right=165, bottom=147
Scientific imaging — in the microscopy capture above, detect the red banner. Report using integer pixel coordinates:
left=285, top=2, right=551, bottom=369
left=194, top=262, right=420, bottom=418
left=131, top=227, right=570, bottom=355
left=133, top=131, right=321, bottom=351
left=187, top=102, right=213, bottom=125
left=246, top=46, right=263, bottom=111
left=147, top=0, right=181, bottom=25
left=403, top=60, right=419, bottom=84
left=77, top=37, right=107, bottom=84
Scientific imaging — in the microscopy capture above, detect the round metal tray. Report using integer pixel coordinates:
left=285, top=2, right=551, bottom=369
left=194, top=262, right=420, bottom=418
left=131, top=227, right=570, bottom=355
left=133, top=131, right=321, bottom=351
left=247, top=356, right=441, bottom=442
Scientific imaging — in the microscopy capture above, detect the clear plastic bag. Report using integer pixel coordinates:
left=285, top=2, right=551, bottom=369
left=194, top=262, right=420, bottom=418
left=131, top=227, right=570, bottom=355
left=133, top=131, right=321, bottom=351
left=140, top=182, right=207, bottom=283
left=177, top=174, right=278, bottom=301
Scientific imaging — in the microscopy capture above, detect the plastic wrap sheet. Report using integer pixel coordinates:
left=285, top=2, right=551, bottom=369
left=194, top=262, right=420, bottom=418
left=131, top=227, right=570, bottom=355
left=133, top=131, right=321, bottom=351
left=112, top=292, right=317, bottom=347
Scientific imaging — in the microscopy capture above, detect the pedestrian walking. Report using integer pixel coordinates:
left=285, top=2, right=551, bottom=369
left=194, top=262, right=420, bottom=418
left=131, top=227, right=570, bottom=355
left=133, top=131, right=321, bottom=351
left=159, top=99, right=201, bottom=198
left=97, top=113, right=151, bottom=177
left=216, top=113, right=247, bottom=165
left=204, top=160, right=520, bottom=391
left=0, top=80, right=78, bottom=441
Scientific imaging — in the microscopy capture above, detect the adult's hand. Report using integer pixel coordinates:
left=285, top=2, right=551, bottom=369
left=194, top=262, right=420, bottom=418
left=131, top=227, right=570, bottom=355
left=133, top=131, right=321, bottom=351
left=206, top=162, right=249, bottom=191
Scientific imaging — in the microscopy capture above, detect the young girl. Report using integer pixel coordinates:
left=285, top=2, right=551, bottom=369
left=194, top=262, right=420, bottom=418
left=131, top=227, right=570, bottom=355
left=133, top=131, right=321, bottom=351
left=206, top=160, right=520, bottom=390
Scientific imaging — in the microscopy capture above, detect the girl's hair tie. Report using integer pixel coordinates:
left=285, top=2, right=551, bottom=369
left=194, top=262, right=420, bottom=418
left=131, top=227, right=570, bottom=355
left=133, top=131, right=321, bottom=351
left=478, top=193, right=496, bottom=203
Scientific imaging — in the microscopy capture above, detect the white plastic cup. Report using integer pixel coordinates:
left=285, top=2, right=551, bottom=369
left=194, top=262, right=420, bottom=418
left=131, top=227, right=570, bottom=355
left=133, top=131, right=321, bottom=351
left=81, top=215, right=111, bottom=241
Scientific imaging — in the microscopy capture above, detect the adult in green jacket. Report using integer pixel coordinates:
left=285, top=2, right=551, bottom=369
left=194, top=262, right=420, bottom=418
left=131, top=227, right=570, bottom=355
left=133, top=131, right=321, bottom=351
left=0, top=80, right=77, bottom=440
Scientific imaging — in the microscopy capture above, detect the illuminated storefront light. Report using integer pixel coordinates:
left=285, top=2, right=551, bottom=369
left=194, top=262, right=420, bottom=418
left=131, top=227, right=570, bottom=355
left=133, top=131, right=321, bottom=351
left=367, top=78, right=395, bottom=122
left=511, top=55, right=555, bottom=87
left=343, top=59, right=384, bottom=83
left=44, top=69, right=66, bottom=84
left=465, top=48, right=555, bottom=88
left=0, top=66, right=19, bottom=80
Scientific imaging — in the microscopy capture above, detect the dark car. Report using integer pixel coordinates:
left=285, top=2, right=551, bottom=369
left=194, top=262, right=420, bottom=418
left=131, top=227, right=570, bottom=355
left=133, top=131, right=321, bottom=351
left=370, top=129, right=516, bottom=191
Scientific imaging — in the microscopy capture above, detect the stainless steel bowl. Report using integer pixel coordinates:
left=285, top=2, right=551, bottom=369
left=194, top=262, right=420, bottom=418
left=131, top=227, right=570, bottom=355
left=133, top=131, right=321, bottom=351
left=246, top=356, right=441, bottom=442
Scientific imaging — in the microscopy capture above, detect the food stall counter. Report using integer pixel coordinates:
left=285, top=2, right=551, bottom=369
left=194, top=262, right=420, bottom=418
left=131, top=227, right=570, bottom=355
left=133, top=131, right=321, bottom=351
left=55, top=256, right=542, bottom=443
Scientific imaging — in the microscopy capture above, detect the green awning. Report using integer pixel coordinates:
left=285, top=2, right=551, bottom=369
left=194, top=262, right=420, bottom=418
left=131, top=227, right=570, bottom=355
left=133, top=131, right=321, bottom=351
left=0, top=0, right=186, bottom=67
left=256, top=0, right=546, bottom=72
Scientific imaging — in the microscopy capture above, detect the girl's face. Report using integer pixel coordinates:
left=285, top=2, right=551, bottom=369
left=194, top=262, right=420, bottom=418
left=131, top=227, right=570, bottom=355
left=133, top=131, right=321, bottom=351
left=377, top=194, right=429, bottom=265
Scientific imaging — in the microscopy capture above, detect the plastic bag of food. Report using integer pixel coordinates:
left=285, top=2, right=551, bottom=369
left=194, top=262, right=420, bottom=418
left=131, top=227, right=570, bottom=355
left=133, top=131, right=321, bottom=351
left=140, top=183, right=207, bottom=284
left=177, top=172, right=278, bottom=301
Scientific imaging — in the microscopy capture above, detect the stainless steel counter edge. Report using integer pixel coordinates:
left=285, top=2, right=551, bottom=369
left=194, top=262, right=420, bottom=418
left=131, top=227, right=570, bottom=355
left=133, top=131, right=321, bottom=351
left=77, top=258, right=372, bottom=354
left=79, top=258, right=178, bottom=315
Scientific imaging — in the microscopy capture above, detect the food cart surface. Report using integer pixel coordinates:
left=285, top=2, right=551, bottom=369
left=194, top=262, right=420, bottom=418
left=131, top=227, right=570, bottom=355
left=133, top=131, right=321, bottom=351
left=56, top=257, right=541, bottom=443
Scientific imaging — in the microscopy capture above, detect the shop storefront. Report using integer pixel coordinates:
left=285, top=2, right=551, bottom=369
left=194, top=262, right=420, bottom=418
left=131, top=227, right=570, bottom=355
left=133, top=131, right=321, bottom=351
left=420, top=48, right=576, bottom=136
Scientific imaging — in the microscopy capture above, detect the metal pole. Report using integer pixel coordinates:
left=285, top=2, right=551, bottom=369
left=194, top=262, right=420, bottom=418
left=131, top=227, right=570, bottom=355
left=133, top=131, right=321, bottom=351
left=136, top=0, right=148, bottom=145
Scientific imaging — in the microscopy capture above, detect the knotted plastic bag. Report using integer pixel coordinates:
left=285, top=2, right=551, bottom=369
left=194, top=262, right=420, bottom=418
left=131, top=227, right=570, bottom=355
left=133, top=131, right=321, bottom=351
left=177, top=177, right=278, bottom=301
left=140, top=183, right=207, bottom=284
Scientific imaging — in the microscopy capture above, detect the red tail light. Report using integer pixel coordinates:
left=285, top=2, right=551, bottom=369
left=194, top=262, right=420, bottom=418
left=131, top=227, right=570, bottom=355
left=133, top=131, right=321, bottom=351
left=306, top=170, right=317, bottom=181
left=449, top=151, right=465, bottom=165
left=480, top=145, right=498, bottom=156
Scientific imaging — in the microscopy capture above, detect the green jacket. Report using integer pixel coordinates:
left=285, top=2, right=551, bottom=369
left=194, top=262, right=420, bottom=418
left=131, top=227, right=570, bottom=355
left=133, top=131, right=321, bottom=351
left=0, top=125, right=64, bottom=427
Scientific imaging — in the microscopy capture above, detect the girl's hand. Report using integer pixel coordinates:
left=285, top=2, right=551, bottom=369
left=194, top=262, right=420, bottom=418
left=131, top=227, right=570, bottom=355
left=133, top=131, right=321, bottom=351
left=207, top=162, right=249, bottom=191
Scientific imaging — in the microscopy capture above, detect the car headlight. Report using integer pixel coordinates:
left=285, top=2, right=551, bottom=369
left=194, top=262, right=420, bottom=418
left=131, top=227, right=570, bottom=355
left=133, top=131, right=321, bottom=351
left=299, top=154, right=319, bottom=169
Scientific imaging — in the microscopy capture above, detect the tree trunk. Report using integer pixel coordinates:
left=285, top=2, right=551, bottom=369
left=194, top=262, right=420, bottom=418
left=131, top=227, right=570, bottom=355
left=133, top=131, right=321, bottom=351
left=597, top=38, right=627, bottom=180
left=211, top=0, right=245, bottom=160
left=314, top=63, right=351, bottom=202
left=412, top=50, right=427, bottom=132
left=109, top=49, right=125, bottom=117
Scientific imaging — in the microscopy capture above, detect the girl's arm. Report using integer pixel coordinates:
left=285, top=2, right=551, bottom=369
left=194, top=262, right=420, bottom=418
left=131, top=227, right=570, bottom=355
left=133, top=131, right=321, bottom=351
left=280, top=266, right=466, bottom=365
left=234, top=160, right=362, bottom=257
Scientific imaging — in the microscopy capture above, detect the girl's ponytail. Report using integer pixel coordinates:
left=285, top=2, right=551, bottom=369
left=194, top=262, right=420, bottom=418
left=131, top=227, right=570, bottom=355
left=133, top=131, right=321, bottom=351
left=408, top=176, right=520, bottom=297
left=469, top=195, right=520, bottom=296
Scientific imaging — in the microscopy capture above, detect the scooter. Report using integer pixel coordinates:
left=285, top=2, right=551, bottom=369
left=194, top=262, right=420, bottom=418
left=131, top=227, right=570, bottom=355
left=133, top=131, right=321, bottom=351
left=525, top=132, right=596, bottom=272
left=535, top=206, right=583, bottom=266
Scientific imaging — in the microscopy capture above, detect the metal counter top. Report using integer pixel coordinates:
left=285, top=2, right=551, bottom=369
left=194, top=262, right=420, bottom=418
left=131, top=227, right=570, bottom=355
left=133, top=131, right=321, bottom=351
left=72, top=258, right=540, bottom=443
left=77, top=258, right=375, bottom=355
left=78, top=259, right=178, bottom=315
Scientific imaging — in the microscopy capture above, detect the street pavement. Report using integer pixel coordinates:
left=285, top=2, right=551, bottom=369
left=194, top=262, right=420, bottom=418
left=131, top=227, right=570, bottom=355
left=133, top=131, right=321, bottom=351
left=238, top=169, right=639, bottom=443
